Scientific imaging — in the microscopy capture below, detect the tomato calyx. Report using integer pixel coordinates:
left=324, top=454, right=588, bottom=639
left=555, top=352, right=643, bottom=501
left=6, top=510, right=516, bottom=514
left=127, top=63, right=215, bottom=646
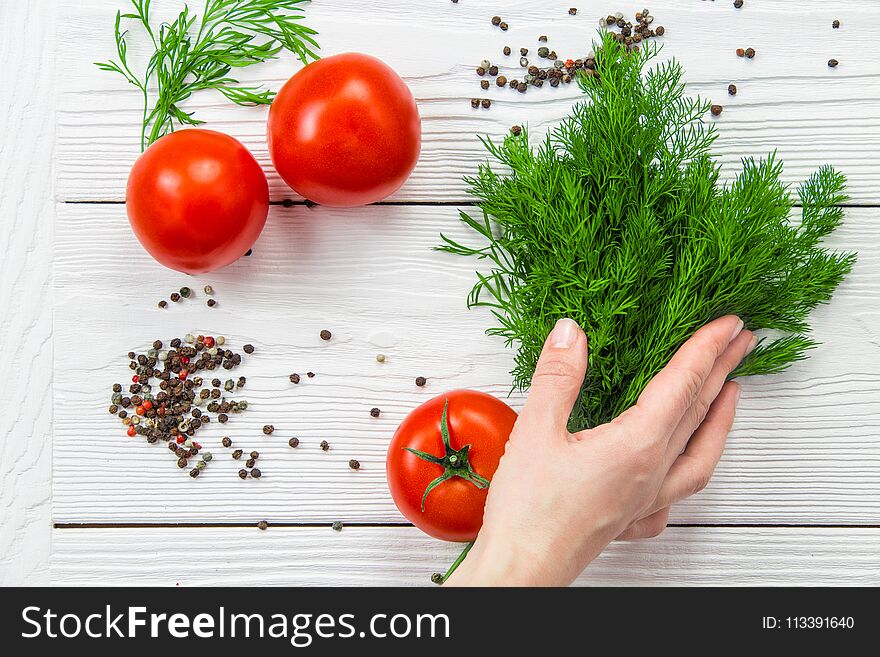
left=404, top=399, right=491, bottom=512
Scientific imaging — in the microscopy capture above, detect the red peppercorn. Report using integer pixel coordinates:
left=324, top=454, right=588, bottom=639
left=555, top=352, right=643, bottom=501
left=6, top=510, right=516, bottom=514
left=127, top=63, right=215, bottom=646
left=142, top=400, right=153, bottom=411
left=132, top=375, right=139, bottom=383
left=565, top=59, right=574, bottom=68
left=135, top=405, right=145, bottom=416
left=127, top=426, right=137, bottom=437
left=193, top=442, right=202, bottom=450
left=204, top=336, right=215, bottom=348
left=181, top=356, right=190, bottom=364
left=179, top=370, right=188, bottom=380
left=176, top=435, right=185, bottom=444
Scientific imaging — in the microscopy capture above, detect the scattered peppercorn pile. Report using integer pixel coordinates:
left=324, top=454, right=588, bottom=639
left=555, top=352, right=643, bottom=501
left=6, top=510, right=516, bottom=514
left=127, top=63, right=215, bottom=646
left=107, top=333, right=252, bottom=478
left=472, top=8, right=665, bottom=108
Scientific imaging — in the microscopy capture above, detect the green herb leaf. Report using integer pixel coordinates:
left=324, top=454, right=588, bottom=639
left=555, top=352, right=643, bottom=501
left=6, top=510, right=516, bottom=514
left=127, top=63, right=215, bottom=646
left=96, top=0, right=319, bottom=150
left=441, top=33, right=856, bottom=432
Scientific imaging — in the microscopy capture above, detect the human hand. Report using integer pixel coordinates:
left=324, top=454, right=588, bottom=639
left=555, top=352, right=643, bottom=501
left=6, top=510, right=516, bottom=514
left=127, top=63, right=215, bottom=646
left=445, top=315, right=755, bottom=586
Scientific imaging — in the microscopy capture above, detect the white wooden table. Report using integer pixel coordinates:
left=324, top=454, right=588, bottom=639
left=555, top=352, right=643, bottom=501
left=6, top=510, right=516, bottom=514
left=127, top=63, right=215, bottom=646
left=2, top=0, right=879, bottom=586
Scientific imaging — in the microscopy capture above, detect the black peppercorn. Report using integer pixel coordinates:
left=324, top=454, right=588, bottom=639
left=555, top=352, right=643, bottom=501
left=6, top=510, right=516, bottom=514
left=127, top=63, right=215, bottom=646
left=307, top=372, right=315, bottom=378
left=263, top=424, right=274, bottom=435
left=503, top=46, right=511, bottom=56
left=349, top=459, right=361, bottom=470
left=289, top=373, right=301, bottom=384
left=189, top=468, right=200, bottom=478
left=470, top=98, right=480, bottom=109
left=538, top=35, right=547, bottom=42
left=177, top=457, right=187, bottom=468
left=511, top=125, right=522, bottom=136
left=207, top=299, right=216, bottom=308
left=320, top=329, right=332, bottom=341
left=258, top=520, right=268, bottom=530
left=734, top=0, right=743, bottom=7
left=499, top=22, right=508, bottom=31
left=655, top=26, right=665, bottom=36
left=251, top=468, right=262, bottom=479
left=232, top=449, right=243, bottom=459
left=481, top=99, right=491, bottom=109
left=222, top=437, right=232, bottom=448
left=728, top=84, right=737, bottom=95
left=488, top=65, right=498, bottom=76
left=243, top=344, right=254, bottom=354
left=370, top=407, right=381, bottom=418
left=415, top=376, right=427, bottom=387
left=320, top=440, right=329, bottom=451
left=218, top=413, right=228, bottom=423
left=568, top=7, right=577, bottom=15
left=238, top=469, right=248, bottom=479
left=481, top=79, right=490, bottom=90
left=832, top=19, right=840, bottom=29
left=246, top=458, right=256, bottom=468
left=332, top=521, right=343, bottom=532
left=491, top=16, right=501, bottom=26
left=288, top=437, right=300, bottom=448
left=711, top=104, right=723, bottom=116
left=828, top=58, right=839, bottom=68
left=170, top=292, right=181, bottom=302
left=250, top=450, right=259, bottom=459
left=496, top=75, right=507, bottom=87
left=158, top=300, right=167, bottom=309
left=744, top=47, right=755, bottom=59
left=517, top=82, right=527, bottom=92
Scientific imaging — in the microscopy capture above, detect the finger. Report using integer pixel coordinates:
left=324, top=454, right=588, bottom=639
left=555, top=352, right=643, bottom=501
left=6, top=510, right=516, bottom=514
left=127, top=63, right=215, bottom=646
left=617, top=315, right=743, bottom=442
left=653, top=381, right=740, bottom=512
left=665, top=329, right=755, bottom=463
left=616, top=508, right=670, bottom=541
left=519, top=318, right=589, bottom=435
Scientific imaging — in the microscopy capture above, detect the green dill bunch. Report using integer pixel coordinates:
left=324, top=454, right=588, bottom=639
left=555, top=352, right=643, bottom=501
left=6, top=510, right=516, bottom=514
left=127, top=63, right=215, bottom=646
left=440, top=32, right=856, bottom=432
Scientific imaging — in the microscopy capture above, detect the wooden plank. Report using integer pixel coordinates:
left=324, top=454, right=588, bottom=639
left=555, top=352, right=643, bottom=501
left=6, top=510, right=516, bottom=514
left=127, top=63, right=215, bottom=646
left=57, top=0, right=880, bottom=202
left=50, top=526, right=880, bottom=586
left=0, top=0, right=55, bottom=585
left=53, top=203, right=880, bottom=523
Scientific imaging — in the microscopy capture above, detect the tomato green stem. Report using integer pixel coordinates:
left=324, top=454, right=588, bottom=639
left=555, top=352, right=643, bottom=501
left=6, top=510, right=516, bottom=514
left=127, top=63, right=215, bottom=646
left=403, top=399, right=491, bottom=512
left=431, top=541, right=474, bottom=585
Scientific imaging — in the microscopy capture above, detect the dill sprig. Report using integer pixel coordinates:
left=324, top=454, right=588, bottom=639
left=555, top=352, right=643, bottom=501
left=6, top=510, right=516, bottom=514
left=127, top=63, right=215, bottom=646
left=440, top=33, right=856, bottom=431
left=96, top=0, right=319, bottom=150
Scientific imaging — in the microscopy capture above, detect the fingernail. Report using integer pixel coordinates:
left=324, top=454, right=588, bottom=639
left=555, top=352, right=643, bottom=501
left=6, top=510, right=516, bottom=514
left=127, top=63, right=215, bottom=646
left=745, top=333, right=758, bottom=356
left=730, top=317, right=744, bottom=342
left=550, top=318, right=579, bottom=349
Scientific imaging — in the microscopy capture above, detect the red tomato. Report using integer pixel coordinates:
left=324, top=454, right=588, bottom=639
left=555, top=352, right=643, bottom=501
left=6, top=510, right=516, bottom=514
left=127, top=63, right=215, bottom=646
left=386, top=390, right=517, bottom=542
left=267, top=53, right=421, bottom=207
left=126, top=129, right=269, bottom=274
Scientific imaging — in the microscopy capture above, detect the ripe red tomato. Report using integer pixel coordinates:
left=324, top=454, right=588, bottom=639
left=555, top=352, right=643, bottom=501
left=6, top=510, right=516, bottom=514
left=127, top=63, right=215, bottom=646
left=126, top=129, right=269, bottom=274
left=387, top=390, right=517, bottom=542
left=267, top=53, right=421, bottom=207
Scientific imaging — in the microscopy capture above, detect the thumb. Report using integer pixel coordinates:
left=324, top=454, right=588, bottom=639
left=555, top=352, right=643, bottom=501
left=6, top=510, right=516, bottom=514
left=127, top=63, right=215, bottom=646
left=519, top=318, right=589, bottom=436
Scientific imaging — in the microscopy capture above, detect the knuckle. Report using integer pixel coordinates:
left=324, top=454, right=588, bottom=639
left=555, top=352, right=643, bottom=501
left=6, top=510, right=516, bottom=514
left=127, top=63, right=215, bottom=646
left=533, top=357, right=582, bottom=387
left=687, top=396, right=711, bottom=430
left=669, top=365, right=704, bottom=410
left=644, top=517, right=667, bottom=539
left=689, top=465, right=713, bottom=495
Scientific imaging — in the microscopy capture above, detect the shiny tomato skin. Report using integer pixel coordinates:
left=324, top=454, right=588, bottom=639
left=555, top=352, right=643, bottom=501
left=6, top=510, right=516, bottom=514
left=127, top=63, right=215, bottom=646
left=126, top=129, right=269, bottom=274
left=387, top=390, right=517, bottom=542
left=267, top=53, right=421, bottom=207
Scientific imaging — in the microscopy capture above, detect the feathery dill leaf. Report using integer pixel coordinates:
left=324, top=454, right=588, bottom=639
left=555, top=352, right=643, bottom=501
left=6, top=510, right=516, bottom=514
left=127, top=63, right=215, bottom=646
left=96, top=0, right=319, bottom=150
left=440, top=33, right=856, bottom=431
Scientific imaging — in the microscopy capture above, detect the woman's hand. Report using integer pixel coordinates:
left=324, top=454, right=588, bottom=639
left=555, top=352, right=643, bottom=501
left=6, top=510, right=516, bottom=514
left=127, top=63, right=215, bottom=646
left=445, top=315, right=755, bottom=586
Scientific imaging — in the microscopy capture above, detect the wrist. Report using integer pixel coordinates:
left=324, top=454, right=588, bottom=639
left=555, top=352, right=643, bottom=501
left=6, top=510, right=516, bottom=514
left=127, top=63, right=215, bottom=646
left=443, top=537, right=554, bottom=587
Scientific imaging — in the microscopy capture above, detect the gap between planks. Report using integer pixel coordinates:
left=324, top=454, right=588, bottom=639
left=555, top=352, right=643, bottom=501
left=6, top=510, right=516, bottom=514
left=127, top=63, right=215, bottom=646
left=53, top=522, right=880, bottom=530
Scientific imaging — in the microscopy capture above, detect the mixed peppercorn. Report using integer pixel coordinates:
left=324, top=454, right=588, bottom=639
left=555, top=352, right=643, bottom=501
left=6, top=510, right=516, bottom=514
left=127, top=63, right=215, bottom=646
left=109, top=333, right=247, bottom=479
left=470, top=8, right=665, bottom=110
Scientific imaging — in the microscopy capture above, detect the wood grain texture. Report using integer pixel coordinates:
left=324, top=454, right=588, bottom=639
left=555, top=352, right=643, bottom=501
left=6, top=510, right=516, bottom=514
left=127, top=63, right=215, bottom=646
left=50, top=526, right=880, bottom=586
left=53, top=203, right=880, bottom=524
left=0, top=0, right=54, bottom=585
left=57, top=0, right=880, bottom=202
